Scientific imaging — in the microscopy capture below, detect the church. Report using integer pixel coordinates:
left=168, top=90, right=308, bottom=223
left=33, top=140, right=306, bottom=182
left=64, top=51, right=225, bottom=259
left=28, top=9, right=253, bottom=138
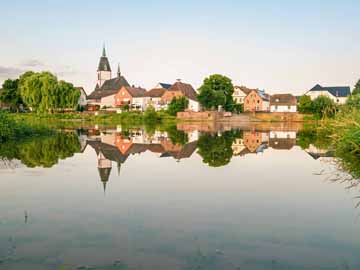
left=87, top=46, right=130, bottom=109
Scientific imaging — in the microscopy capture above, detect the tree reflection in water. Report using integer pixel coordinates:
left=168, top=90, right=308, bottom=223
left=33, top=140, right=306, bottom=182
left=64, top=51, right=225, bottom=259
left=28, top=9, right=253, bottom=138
left=197, top=130, right=242, bottom=167
left=0, top=132, right=81, bottom=168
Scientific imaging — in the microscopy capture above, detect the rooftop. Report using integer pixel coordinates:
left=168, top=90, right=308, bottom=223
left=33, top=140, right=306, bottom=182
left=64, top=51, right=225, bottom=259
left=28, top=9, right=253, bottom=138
left=270, top=94, right=297, bottom=106
left=309, top=84, right=351, bottom=97
left=169, top=81, right=198, bottom=101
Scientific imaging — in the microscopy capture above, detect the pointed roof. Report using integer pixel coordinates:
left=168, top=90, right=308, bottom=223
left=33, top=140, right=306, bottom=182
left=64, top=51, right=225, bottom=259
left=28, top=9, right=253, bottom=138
left=117, top=63, right=121, bottom=77
left=98, top=167, right=111, bottom=183
left=98, top=46, right=111, bottom=72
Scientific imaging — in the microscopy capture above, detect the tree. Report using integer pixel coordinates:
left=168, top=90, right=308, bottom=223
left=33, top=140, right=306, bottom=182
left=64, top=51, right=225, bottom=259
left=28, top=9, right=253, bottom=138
left=353, top=79, right=360, bottom=95
left=312, top=96, right=337, bottom=118
left=167, top=96, right=189, bottom=116
left=19, top=71, right=80, bottom=113
left=298, top=95, right=313, bottom=113
left=197, top=74, right=234, bottom=111
left=0, top=79, right=23, bottom=111
left=346, top=93, right=360, bottom=110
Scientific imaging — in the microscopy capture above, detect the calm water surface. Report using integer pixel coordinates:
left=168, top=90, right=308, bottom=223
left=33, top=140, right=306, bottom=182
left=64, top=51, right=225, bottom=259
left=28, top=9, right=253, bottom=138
left=0, top=124, right=359, bottom=270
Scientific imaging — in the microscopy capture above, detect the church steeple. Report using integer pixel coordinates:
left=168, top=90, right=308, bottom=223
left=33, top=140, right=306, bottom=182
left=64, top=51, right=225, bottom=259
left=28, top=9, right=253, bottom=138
left=117, top=63, right=121, bottom=78
left=102, top=44, right=107, bottom=57
left=97, top=44, right=112, bottom=87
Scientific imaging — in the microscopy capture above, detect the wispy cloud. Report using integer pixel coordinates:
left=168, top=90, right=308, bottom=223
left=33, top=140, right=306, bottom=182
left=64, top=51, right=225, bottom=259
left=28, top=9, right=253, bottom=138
left=20, top=59, right=46, bottom=68
left=0, top=66, right=24, bottom=80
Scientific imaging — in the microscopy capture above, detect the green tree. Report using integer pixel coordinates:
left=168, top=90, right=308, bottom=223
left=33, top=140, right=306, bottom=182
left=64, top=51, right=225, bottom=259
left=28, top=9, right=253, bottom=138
left=197, top=74, right=234, bottom=111
left=167, top=96, right=189, bottom=116
left=19, top=71, right=79, bottom=113
left=0, top=79, right=23, bottom=111
left=197, top=131, right=235, bottom=167
left=312, top=96, right=337, bottom=118
left=353, top=79, right=360, bottom=95
left=298, top=95, right=313, bottom=114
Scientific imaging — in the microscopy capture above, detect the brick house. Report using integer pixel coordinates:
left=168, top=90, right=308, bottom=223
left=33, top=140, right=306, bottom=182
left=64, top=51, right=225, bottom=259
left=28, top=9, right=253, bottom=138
left=114, top=86, right=148, bottom=111
left=160, top=80, right=201, bottom=112
left=244, top=90, right=270, bottom=112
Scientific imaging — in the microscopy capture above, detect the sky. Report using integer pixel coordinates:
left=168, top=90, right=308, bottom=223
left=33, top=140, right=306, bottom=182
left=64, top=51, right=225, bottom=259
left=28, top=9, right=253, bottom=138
left=0, top=0, right=359, bottom=95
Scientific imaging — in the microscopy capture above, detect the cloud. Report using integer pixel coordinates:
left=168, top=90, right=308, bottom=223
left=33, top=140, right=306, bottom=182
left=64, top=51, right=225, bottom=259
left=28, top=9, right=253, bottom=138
left=0, top=66, right=24, bottom=79
left=21, top=59, right=46, bottom=67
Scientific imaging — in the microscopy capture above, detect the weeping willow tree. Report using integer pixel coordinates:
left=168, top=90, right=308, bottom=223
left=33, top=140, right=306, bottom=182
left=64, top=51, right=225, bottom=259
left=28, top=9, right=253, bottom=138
left=18, top=71, right=80, bottom=113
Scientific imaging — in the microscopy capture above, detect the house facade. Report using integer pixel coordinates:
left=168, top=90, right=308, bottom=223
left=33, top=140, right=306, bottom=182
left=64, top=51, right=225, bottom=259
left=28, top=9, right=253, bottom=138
left=146, top=88, right=167, bottom=111
left=270, top=94, right=297, bottom=113
left=306, top=84, right=351, bottom=104
left=168, top=81, right=201, bottom=112
left=244, top=90, right=270, bottom=112
left=114, top=86, right=148, bottom=111
left=232, top=86, right=253, bottom=104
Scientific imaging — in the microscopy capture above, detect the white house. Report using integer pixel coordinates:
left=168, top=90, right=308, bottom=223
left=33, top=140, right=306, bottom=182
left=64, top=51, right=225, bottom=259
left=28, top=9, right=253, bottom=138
left=76, top=87, right=88, bottom=107
left=306, top=84, right=351, bottom=105
left=270, top=94, right=297, bottom=113
left=232, top=86, right=253, bottom=104
left=146, top=88, right=167, bottom=111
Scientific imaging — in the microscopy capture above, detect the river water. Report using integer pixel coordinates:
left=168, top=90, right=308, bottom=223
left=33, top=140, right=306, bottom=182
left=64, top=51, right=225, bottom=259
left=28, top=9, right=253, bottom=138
left=0, top=123, right=359, bottom=270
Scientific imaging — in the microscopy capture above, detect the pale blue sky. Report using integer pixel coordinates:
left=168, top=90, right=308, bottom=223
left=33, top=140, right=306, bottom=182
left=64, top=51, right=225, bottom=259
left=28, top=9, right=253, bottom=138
left=0, top=0, right=359, bottom=94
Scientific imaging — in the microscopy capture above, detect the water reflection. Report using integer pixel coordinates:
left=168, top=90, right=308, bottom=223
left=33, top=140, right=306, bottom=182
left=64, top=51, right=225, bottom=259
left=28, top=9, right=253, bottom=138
left=1, top=123, right=360, bottom=270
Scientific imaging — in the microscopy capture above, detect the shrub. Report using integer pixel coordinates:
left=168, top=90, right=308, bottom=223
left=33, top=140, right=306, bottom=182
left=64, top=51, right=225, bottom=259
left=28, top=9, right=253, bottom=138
left=167, top=97, right=189, bottom=116
left=312, top=96, right=337, bottom=118
left=0, top=112, right=15, bottom=142
left=346, top=94, right=360, bottom=110
left=298, top=95, right=313, bottom=114
left=143, top=106, right=158, bottom=123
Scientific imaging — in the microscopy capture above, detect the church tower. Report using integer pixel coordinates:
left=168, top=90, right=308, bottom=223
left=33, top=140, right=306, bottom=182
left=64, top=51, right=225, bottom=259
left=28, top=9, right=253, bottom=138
left=97, top=45, right=112, bottom=87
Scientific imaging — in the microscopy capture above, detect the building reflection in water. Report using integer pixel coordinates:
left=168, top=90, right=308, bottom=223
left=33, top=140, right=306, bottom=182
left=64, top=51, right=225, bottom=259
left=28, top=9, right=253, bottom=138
left=86, top=127, right=199, bottom=192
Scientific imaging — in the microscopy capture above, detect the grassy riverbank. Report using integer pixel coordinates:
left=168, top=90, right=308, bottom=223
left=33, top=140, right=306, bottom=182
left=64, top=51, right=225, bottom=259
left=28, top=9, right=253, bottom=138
left=321, top=109, right=360, bottom=178
left=0, top=112, right=53, bottom=142
left=8, top=110, right=177, bottom=129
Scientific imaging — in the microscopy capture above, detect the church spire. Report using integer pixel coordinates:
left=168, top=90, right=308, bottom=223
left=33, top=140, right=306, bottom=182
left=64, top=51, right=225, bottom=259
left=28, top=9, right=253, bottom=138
left=102, top=44, right=106, bottom=57
left=117, top=63, right=121, bottom=78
